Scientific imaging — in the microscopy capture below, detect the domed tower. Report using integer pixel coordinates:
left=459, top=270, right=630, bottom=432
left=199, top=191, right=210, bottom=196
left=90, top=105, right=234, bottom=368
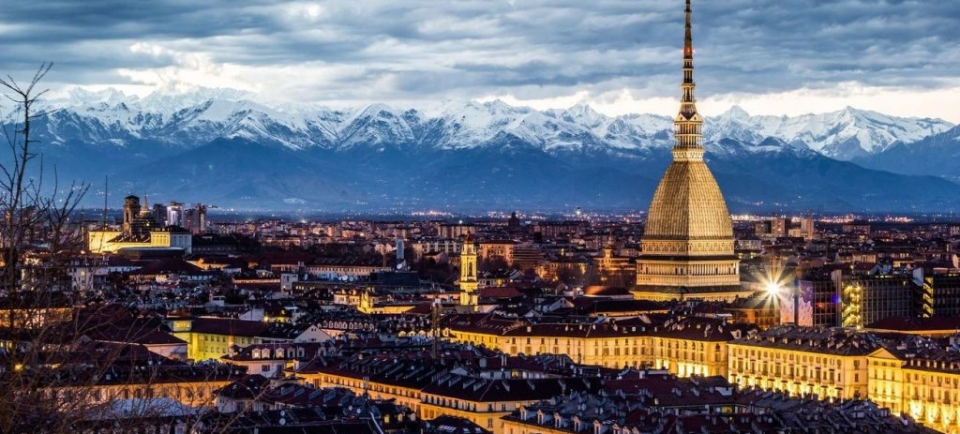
left=632, top=0, right=747, bottom=302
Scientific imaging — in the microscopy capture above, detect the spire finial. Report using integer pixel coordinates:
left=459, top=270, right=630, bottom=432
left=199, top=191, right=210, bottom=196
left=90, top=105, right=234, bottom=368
left=681, top=0, right=695, bottom=99
left=673, top=0, right=703, bottom=156
left=684, top=0, right=693, bottom=60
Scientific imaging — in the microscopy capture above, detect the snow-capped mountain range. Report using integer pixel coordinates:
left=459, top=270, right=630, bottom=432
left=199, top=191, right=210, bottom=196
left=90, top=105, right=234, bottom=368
left=42, top=87, right=952, bottom=161
left=10, top=87, right=959, bottom=212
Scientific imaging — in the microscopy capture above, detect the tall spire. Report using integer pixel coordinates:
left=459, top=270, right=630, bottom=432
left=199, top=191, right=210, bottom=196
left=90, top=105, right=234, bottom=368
left=634, top=0, right=743, bottom=303
left=674, top=0, right=703, bottom=158
left=680, top=0, right=696, bottom=112
left=684, top=0, right=693, bottom=72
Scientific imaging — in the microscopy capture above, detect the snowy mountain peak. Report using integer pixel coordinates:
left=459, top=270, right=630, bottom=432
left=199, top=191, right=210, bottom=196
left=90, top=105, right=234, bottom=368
left=35, top=89, right=956, bottom=158
left=137, top=87, right=257, bottom=114
left=564, top=104, right=602, bottom=118
left=65, top=87, right=133, bottom=107
left=707, top=105, right=954, bottom=160
left=720, top=105, right=751, bottom=120
left=552, top=104, right=605, bottom=128
left=357, top=102, right=397, bottom=116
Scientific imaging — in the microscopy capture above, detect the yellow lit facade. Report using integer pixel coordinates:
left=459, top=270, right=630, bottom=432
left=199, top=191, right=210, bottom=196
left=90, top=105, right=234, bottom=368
left=88, top=228, right=192, bottom=254
left=868, top=348, right=960, bottom=434
left=168, top=320, right=265, bottom=362
left=903, top=361, right=960, bottom=433
left=501, top=419, right=567, bottom=434
left=446, top=323, right=729, bottom=377
left=459, top=236, right=479, bottom=308
left=357, top=290, right=420, bottom=314
left=650, top=335, right=728, bottom=377
left=727, top=342, right=869, bottom=400
left=178, top=331, right=261, bottom=362
left=300, top=371, right=424, bottom=416
left=299, top=370, right=535, bottom=434
left=88, top=195, right=192, bottom=254
left=420, top=394, right=525, bottom=434
left=867, top=348, right=907, bottom=416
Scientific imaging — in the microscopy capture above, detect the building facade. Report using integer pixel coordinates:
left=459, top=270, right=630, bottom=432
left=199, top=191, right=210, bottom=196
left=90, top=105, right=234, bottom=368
left=916, top=268, right=960, bottom=318
left=726, top=326, right=878, bottom=401
left=840, top=273, right=915, bottom=329
left=88, top=195, right=192, bottom=254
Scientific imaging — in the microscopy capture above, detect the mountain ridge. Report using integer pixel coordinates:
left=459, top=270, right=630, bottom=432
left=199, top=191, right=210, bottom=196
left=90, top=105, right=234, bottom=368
left=41, top=88, right=954, bottom=159
left=8, top=89, right=959, bottom=212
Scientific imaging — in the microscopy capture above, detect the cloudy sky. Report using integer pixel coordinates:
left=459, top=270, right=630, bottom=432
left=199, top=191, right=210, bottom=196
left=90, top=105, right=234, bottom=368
left=3, top=0, right=960, bottom=121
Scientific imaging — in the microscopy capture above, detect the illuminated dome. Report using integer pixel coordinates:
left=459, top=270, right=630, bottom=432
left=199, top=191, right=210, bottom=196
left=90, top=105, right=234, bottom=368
left=644, top=161, right=733, bottom=242
left=632, top=0, right=745, bottom=302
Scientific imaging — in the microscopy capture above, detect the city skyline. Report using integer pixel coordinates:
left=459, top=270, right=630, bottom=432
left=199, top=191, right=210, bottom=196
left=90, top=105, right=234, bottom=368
left=3, top=2, right=960, bottom=433
left=4, top=1, right=960, bottom=122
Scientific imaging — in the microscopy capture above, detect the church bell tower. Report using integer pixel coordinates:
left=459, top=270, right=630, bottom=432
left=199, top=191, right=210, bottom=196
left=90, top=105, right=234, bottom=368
left=459, top=233, right=479, bottom=308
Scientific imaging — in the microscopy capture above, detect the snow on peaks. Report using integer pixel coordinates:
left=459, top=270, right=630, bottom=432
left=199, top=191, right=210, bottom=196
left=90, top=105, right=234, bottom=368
left=347, top=103, right=401, bottom=123
left=39, top=91, right=956, bottom=157
left=137, top=87, right=257, bottom=114
left=554, top=104, right=605, bottom=129
left=719, top=105, right=751, bottom=120
left=336, top=103, right=415, bottom=148
left=709, top=105, right=954, bottom=160
left=65, top=87, right=134, bottom=107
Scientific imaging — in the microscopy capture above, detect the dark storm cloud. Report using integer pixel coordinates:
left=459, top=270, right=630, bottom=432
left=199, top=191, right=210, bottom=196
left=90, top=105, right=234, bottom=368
left=0, top=0, right=283, bottom=41
left=1, top=0, right=957, bottom=102
left=695, top=0, right=960, bottom=92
